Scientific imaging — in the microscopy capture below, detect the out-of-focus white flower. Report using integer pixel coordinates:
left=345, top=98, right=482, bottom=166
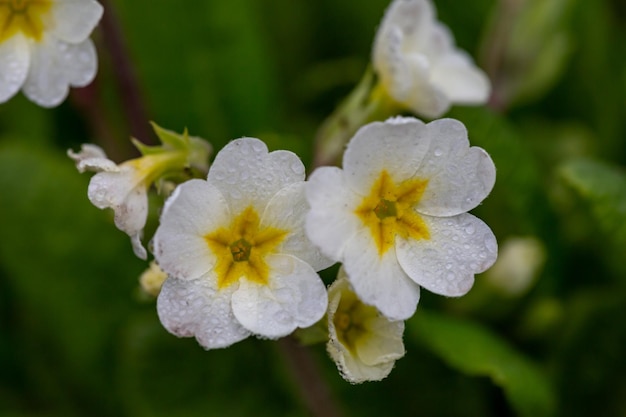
left=153, top=138, right=332, bottom=350
left=139, top=261, right=168, bottom=297
left=327, top=269, right=405, bottom=384
left=484, top=236, right=546, bottom=296
left=0, top=0, right=103, bottom=107
left=306, top=117, right=498, bottom=320
left=69, top=123, right=212, bottom=260
left=372, top=0, right=490, bottom=118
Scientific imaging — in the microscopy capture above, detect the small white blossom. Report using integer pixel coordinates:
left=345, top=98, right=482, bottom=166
left=0, top=0, right=103, bottom=107
left=484, top=236, right=545, bottom=296
left=372, top=0, right=490, bottom=118
left=327, top=269, right=405, bottom=384
left=306, top=117, right=498, bottom=320
left=69, top=125, right=212, bottom=260
left=153, top=138, right=332, bottom=350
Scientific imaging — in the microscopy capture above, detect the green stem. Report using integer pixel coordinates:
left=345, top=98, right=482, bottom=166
left=313, top=68, right=400, bottom=168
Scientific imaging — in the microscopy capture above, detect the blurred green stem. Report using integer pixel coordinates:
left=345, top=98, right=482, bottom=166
left=278, top=336, right=343, bottom=417
left=99, top=0, right=154, bottom=146
left=313, top=68, right=399, bottom=167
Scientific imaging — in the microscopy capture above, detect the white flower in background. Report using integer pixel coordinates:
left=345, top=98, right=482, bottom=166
left=69, top=124, right=212, bottom=260
left=154, top=138, right=332, bottom=350
left=484, top=236, right=546, bottom=296
left=306, top=117, right=497, bottom=320
left=0, top=0, right=103, bottom=107
left=327, top=269, right=405, bottom=384
left=372, top=0, right=490, bottom=118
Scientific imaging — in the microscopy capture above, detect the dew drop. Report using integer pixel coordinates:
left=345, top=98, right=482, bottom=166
left=485, top=236, right=497, bottom=253
left=434, top=147, right=443, bottom=157
left=291, top=161, right=304, bottom=175
left=464, top=224, right=475, bottom=235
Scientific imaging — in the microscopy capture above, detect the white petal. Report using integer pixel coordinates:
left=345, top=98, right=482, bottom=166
left=48, top=0, right=103, bottom=43
left=67, top=144, right=118, bottom=173
left=0, top=34, right=30, bottom=104
left=328, top=338, right=396, bottom=384
left=231, top=254, right=328, bottom=339
left=431, top=52, right=491, bottom=104
left=87, top=168, right=137, bottom=209
left=343, top=118, right=430, bottom=195
left=305, top=166, right=361, bottom=261
left=342, top=228, right=420, bottom=321
left=372, top=0, right=434, bottom=68
left=23, top=37, right=97, bottom=108
left=415, top=119, right=496, bottom=216
left=153, top=179, right=231, bottom=281
left=356, top=316, right=405, bottom=367
left=401, top=53, right=451, bottom=118
left=157, top=277, right=250, bottom=350
left=207, top=138, right=305, bottom=215
left=261, top=182, right=333, bottom=272
left=396, top=213, right=498, bottom=297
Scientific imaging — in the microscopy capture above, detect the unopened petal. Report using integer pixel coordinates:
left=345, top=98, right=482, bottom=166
left=356, top=316, right=405, bottom=366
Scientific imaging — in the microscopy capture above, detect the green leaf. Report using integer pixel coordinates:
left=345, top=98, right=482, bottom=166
left=559, top=157, right=626, bottom=254
left=116, top=313, right=301, bottom=417
left=410, top=311, right=556, bottom=417
left=0, top=141, right=143, bottom=414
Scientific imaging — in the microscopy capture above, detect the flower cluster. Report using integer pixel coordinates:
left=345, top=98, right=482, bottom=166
left=63, top=0, right=498, bottom=384
left=0, top=0, right=103, bottom=107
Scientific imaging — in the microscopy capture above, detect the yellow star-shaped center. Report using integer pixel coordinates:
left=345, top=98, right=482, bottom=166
left=355, top=170, right=430, bottom=256
left=0, top=0, right=52, bottom=43
left=333, top=287, right=379, bottom=355
left=204, top=206, right=288, bottom=290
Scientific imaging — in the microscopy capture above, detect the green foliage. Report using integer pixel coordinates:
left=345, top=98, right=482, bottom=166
left=559, top=158, right=626, bottom=246
left=410, top=311, right=555, bottom=417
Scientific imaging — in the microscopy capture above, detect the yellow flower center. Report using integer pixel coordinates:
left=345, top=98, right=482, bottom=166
left=204, top=206, right=288, bottom=290
left=333, top=289, right=378, bottom=354
left=355, top=170, right=430, bottom=256
left=0, top=0, right=52, bottom=43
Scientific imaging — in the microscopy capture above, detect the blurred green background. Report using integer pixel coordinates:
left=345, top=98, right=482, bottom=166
left=1, top=0, right=625, bottom=416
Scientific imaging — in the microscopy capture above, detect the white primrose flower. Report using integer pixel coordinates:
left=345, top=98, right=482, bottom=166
left=372, top=0, right=490, bottom=118
left=153, top=138, right=332, bottom=350
left=69, top=124, right=212, bottom=260
left=306, top=117, right=498, bottom=320
left=0, top=0, right=103, bottom=107
left=327, top=269, right=405, bottom=384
